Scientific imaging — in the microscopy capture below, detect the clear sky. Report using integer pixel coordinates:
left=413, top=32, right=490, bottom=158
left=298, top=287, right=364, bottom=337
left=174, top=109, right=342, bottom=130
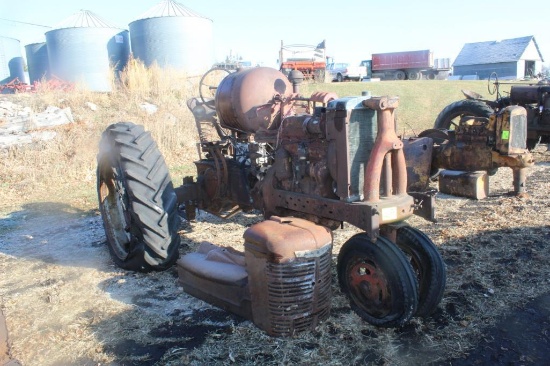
left=1, top=0, right=548, bottom=68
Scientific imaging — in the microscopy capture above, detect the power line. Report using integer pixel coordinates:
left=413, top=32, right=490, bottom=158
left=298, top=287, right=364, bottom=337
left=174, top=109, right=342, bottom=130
left=0, top=18, right=52, bottom=28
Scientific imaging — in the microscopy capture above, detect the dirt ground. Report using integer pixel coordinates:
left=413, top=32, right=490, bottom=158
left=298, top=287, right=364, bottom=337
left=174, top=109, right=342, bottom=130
left=1, top=147, right=549, bottom=366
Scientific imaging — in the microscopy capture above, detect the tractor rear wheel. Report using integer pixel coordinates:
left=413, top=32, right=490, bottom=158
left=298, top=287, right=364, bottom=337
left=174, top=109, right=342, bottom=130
left=337, top=234, right=418, bottom=327
left=396, top=226, right=446, bottom=317
left=434, top=99, right=494, bottom=130
left=97, top=122, right=181, bottom=272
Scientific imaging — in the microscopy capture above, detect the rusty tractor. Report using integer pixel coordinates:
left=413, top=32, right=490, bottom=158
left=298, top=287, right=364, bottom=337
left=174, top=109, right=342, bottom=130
left=434, top=72, right=550, bottom=150
left=97, top=67, right=447, bottom=333
left=414, top=106, right=535, bottom=199
left=96, top=66, right=538, bottom=335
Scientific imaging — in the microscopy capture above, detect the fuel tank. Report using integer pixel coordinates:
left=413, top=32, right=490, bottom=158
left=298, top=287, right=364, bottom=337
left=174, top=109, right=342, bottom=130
left=215, top=67, right=293, bottom=133
left=510, top=85, right=541, bottom=104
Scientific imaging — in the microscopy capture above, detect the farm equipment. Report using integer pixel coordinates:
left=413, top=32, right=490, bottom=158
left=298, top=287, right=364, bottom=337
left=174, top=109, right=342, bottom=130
left=97, top=66, right=446, bottom=333
left=96, top=64, right=540, bottom=335
left=434, top=72, right=550, bottom=149
left=279, top=40, right=327, bottom=81
left=0, top=76, right=74, bottom=94
left=418, top=104, right=535, bottom=198
left=0, top=78, right=32, bottom=93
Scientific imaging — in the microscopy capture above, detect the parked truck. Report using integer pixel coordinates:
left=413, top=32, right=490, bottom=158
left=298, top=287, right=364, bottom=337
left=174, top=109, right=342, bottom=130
left=326, top=61, right=367, bottom=82
left=361, top=50, right=451, bottom=81
left=279, top=40, right=327, bottom=81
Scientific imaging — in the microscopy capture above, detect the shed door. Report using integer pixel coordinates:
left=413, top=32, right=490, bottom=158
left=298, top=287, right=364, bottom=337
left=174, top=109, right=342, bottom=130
left=524, top=60, right=535, bottom=78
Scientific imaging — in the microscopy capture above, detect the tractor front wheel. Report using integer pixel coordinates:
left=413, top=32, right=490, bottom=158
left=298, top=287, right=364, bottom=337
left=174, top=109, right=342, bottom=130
left=396, top=226, right=446, bottom=317
left=337, top=234, right=419, bottom=327
left=97, top=122, right=181, bottom=272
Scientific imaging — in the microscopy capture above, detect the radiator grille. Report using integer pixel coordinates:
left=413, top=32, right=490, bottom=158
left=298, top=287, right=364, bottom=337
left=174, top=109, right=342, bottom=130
left=264, top=247, right=332, bottom=336
left=328, top=96, right=378, bottom=202
left=348, top=107, right=377, bottom=200
left=509, top=109, right=527, bottom=151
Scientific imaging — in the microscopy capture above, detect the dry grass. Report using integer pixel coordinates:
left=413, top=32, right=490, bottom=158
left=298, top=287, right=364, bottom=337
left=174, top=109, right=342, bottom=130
left=0, top=59, right=200, bottom=212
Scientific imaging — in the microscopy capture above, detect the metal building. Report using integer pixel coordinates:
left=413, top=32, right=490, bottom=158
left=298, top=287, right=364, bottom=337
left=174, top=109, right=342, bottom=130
left=129, top=0, right=214, bottom=76
left=453, top=36, right=544, bottom=80
left=25, top=42, right=50, bottom=84
left=0, top=36, right=25, bottom=84
left=45, top=10, right=130, bottom=91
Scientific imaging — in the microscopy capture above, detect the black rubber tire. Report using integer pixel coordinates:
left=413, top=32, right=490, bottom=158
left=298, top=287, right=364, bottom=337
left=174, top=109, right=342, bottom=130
left=336, top=73, right=344, bottom=82
left=396, top=226, right=446, bottom=317
left=407, top=71, right=420, bottom=80
left=97, top=122, right=181, bottom=272
left=434, top=99, right=494, bottom=130
left=337, top=234, right=419, bottom=327
left=394, top=70, right=406, bottom=80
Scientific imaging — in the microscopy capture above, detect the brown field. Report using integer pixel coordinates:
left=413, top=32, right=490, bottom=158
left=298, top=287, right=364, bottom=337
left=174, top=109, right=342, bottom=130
left=1, top=67, right=549, bottom=366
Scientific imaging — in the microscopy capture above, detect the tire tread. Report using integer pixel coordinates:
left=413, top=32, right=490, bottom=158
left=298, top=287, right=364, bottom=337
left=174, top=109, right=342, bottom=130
left=434, top=99, right=494, bottom=129
left=97, top=122, right=180, bottom=271
left=397, top=226, right=446, bottom=317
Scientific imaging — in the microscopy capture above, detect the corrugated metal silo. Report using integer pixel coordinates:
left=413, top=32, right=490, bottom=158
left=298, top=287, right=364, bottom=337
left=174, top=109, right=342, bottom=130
left=25, top=42, right=50, bottom=84
left=129, top=0, right=214, bottom=76
left=45, top=10, right=130, bottom=91
left=0, top=36, right=25, bottom=84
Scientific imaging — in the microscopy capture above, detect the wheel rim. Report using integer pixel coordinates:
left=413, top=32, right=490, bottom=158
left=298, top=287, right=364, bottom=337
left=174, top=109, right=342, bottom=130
left=99, top=167, right=132, bottom=260
left=404, top=251, right=424, bottom=286
left=346, top=255, right=392, bottom=318
left=444, top=113, right=462, bottom=130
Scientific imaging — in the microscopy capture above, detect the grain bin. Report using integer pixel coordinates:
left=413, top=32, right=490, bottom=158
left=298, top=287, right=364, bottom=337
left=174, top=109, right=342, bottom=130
left=25, top=42, right=50, bottom=84
left=0, top=36, right=25, bottom=84
left=129, top=0, right=214, bottom=76
left=45, top=10, right=130, bottom=92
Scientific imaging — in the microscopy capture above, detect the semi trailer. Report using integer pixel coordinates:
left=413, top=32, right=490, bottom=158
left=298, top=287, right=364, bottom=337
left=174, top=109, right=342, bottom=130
left=362, top=49, right=451, bottom=80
